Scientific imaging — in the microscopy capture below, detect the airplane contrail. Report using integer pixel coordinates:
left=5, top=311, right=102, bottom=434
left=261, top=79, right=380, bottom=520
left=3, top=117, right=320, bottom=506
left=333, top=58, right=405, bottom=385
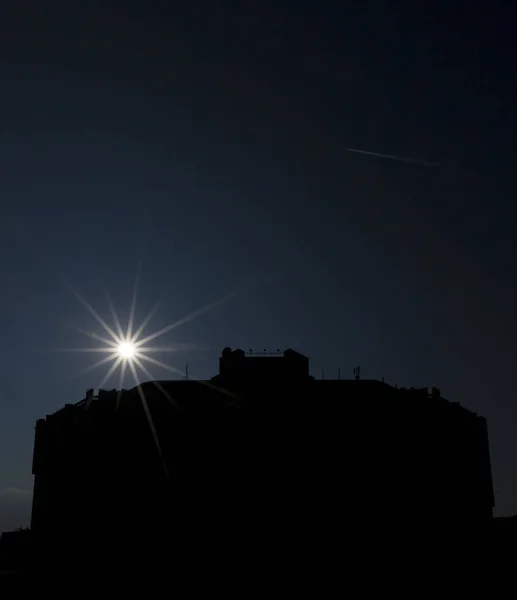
left=345, top=147, right=439, bottom=167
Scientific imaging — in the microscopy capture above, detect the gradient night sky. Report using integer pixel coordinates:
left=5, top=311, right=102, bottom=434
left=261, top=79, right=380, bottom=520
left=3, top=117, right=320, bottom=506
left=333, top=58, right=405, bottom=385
left=0, top=1, right=516, bottom=528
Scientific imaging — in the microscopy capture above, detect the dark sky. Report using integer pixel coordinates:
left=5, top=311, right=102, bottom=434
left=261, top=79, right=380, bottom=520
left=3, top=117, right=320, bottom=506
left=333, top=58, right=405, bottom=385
left=0, top=0, right=516, bottom=527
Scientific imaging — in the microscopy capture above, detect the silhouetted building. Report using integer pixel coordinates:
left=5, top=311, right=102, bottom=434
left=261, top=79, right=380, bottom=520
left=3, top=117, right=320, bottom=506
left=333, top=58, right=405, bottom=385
left=30, top=348, right=494, bottom=574
left=492, top=515, right=517, bottom=566
left=0, top=529, right=31, bottom=572
left=215, top=346, right=313, bottom=382
left=31, top=381, right=239, bottom=574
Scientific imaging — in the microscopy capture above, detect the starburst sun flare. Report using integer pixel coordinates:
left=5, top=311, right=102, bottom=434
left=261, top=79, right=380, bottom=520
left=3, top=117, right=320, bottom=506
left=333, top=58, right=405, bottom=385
left=58, top=267, right=240, bottom=477
left=62, top=269, right=238, bottom=395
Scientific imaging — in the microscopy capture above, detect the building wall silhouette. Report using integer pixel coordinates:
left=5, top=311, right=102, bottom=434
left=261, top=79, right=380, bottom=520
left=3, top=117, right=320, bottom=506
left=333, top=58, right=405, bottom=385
left=30, top=348, right=494, bottom=571
left=0, top=529, right=31, bottom=572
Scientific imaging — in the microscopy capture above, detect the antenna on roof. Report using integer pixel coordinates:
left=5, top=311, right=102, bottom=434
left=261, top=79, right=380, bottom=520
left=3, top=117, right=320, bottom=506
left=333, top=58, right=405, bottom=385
left=184, top=364, right=189, bottom=381
left=354, top=366, right=361, bottom=380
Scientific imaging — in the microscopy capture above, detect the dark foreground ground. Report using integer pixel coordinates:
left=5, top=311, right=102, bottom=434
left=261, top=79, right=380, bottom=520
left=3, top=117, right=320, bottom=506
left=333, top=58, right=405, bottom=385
left=1, top=524, right=515, bottom=593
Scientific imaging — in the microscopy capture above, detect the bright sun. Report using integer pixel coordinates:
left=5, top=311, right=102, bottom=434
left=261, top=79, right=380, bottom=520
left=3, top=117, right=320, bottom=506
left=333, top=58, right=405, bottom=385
left=65, top=273, right=237, bottom=393
left=117, top=341, right=136, bottom=359
left=63, top=272, right=239, bottom=477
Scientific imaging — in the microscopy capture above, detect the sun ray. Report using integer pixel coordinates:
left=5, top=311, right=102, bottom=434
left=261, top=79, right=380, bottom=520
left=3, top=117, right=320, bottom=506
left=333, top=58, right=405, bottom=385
left=135, top=353, right=184, bottom=377
left=136, top=347, right=180, bottom=353
left=58, top=347, right=118, bottom=353
left=130, top=292, right=167, bottom=344
left=193, top=378, right=238, bottom=398
left=98, top=356, right=123, bottom=389
left=116, top=360, right=128, bottom=413
left=74, top=352, right=120, bottom=378
left=63, top=279, right=120, bottom=343
left=136, top=353, right=238, bottom=399
left=126, top=261, right=141, bottom=342
left=119, top=358, right=127, bottom=388
left=137, top=351, right=238, bottom=397
left=106, top=292, right=125, bottom=342
left=129, top=360, right=169, bottom=477
left=139, top=342, right=209, bottom=353
left=69, top=325, right=119, bottom=348
left=132, top=356, right=178, bottom=408
left=135, top=291, right=238, bottom=348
